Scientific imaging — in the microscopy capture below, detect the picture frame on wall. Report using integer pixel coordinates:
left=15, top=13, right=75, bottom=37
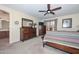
left=62, top=18, right=72, bottom=28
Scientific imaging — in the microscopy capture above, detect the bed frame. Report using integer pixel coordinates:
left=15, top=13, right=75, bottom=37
left=41, top=35, right=79, bottom=54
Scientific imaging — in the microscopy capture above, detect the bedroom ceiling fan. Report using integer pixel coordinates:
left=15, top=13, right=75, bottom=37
left=39, top=4, right=62, bottom=16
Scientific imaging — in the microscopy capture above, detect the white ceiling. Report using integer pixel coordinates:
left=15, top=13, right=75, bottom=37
left=3, top=4, right=79, bottom=20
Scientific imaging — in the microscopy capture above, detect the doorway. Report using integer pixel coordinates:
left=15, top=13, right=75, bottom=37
left=0, top=10, right=10, bottom=49
left=44, top=19, right=57, bottom=31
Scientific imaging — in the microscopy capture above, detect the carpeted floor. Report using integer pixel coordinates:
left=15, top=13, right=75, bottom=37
left=0, top=37, right=68, bottom=54
left=0, top=38, right=9, bottom=50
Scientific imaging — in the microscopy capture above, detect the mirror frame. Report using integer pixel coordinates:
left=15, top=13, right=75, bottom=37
left=22, top=18, right=33, bottom=27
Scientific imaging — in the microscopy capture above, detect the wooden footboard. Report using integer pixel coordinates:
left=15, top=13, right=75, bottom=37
left=45, top=42, right=79, bottom=54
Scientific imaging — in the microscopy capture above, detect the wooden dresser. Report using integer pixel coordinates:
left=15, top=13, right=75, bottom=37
left=20, top=27, right=36, bottom=41
left=39, top=25, right=46, bottom=35
left=39, top=22, right=46, bottom=36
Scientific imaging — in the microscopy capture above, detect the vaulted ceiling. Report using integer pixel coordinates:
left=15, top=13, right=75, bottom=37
left=3, top=4, right=79, bottom=20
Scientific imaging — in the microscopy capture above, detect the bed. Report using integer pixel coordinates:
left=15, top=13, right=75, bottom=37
left=42, top=31, right=79, bottom=54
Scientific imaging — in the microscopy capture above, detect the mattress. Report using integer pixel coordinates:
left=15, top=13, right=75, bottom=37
left=45, top=31, right=79, bottom=43
left=44, top=31, right=79, bottom=49
left=46, top=31, right=79, bottom=39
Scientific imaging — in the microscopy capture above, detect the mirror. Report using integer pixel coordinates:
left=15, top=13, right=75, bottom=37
left=22, top=18, right=33, bottom=27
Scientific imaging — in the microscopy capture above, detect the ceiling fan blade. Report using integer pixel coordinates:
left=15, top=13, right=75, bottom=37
left=52, top=7, right=62, bottom=11
left=50, top=11, right=55, bottom=15
left=44, top=12, right=48, bottom=16
left=39, top=10, right=47, bottom=12
left=47, top=4, right=50, bottom=10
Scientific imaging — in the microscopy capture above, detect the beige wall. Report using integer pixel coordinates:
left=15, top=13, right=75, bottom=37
left=43, top=13, right=79, bottom=31
left=0, top=5, right=38, bottom=43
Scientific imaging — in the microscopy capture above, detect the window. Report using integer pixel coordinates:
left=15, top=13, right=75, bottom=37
left=44, top=19, right=57, bottom=31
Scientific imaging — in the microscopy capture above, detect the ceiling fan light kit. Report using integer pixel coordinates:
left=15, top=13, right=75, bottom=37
left=39, top=4, right=62, bottom=16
